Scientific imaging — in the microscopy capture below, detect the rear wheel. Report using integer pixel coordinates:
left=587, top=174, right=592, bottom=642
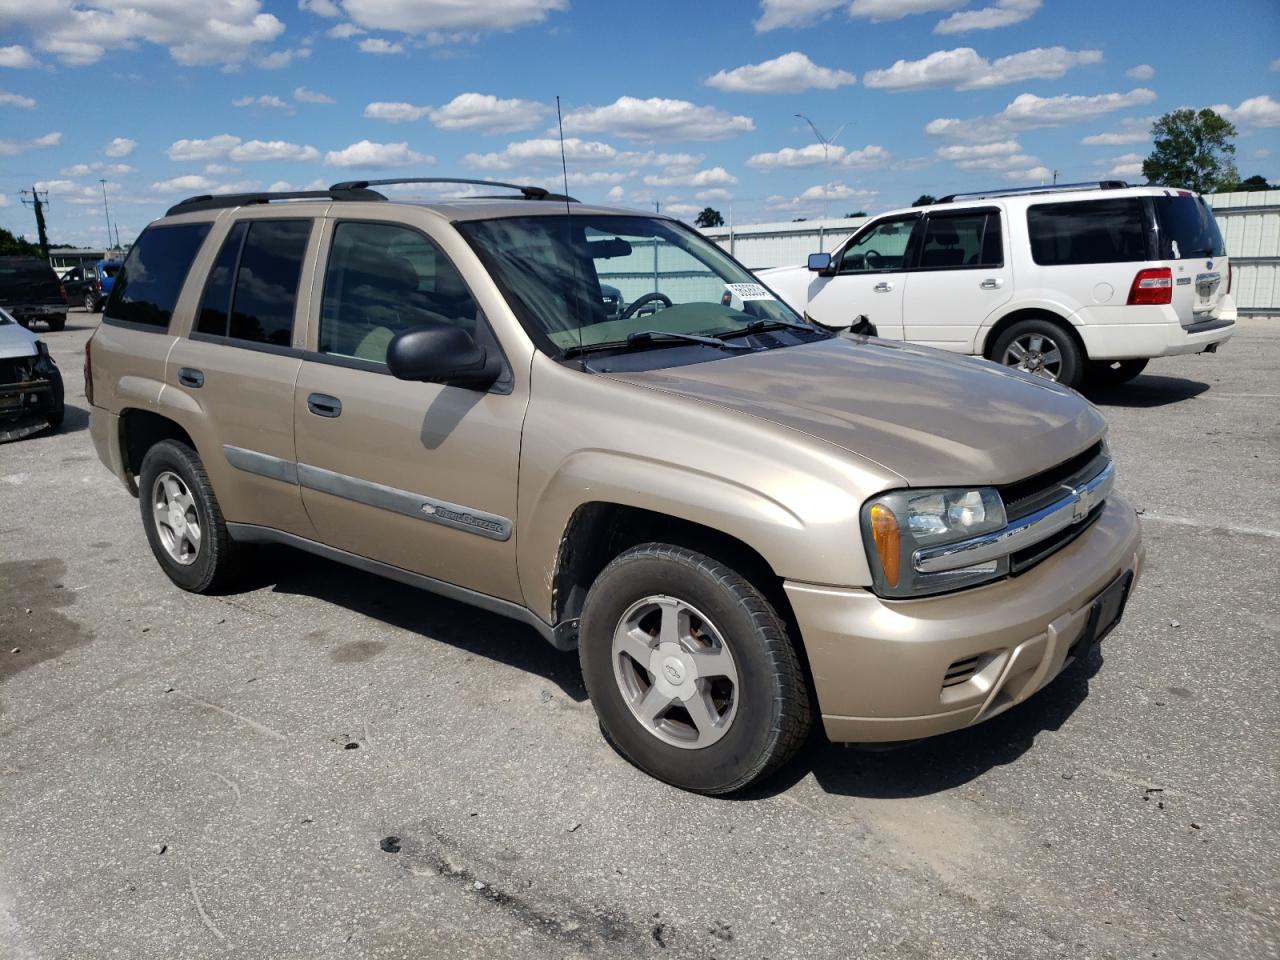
left=138, top=440, right=239, bottom=593
left=578, top=543, right=812, bottom=795
left=83, top=291, right=97, bottom=312
left=46, top=313, right=66, bottom=332
left=991, top=318, right=1083, bottom=389
left=1087, top=358, right=1148, bottom=386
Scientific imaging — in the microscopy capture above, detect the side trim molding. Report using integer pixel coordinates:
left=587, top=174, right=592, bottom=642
left=225, top=523, right=567, bottom=648
left=222, top=445, right=513, bottom=542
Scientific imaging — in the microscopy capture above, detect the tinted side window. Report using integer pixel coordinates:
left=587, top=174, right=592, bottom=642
left=1027, top=199, right=1148, bottom=266
left=196, top=222, right=248, bottom=337
left=918, top=213, right=1002, bottom=269
left=105, top=222, right=211, bottom=329
left=225, top=220, right=311, bottom=346
left=319, top=221, right=479, bottom=363
left=838, top=216, right=919, bottom=273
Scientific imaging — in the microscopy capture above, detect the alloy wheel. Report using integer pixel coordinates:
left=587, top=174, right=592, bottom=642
left=152, top=471, right=202, bottom=566
left=1002, top=332, right=1063, bottom=381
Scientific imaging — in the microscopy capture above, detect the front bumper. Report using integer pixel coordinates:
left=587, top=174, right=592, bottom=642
left=0, top=370, right=62, bottom=442
left=787, top=494, right=1143, bottom=742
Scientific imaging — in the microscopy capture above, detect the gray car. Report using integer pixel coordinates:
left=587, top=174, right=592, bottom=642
left=0, top=306, right=65, bottom=442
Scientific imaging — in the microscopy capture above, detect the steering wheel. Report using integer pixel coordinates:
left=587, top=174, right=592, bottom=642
left=863, top=249, right=884, bottom=269
left=620, top=292, right=673, bottom=320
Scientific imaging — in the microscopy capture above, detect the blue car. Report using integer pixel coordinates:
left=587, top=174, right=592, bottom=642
left=83, top=260, right=121, bottom=312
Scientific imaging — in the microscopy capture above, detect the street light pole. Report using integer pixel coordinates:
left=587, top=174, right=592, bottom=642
left=99, top=179, right=114, bottom=253
left=794, top=113, right=847, bottom=225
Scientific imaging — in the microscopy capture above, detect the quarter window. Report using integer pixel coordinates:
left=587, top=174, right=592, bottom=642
left=319, top=221, right=480, bottom=364
left=1027, top=199, right=1148, bottom=266
left=105, top=223, right=211, bottom=329
left=918, top=212, right=1002, bottom=269
left=838, top=217, right=919, bottom=273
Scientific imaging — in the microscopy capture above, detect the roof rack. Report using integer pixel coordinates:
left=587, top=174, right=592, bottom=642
left=937, top=180, right=1131, bottom=204
left=165, top=177, right=574, bottom=217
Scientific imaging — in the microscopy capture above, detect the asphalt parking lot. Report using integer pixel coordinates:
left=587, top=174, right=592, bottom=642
left=2, top=314, right=1277, bottom=960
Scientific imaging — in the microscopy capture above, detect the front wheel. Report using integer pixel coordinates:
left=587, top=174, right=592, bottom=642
left=578, top=544, right=813, bottom=795
left=83, top=291, right=97, bottom=312
left=991, top=318, right=1083, bottom=389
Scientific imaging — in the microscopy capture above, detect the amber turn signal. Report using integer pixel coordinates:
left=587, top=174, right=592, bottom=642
left=869, top=503, right=901, bottom=588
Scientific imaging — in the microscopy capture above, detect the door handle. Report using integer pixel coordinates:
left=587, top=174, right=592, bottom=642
left=307, top=393, right=342, bottom=418
left=979, top=278, right=1004, bottom=290
left=178, top=367, right=204, bottom=388
left=873, top=281, right=894, bottom=292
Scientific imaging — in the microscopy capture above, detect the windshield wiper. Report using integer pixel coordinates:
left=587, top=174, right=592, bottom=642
left=720, top=318, right=814, bottom=339
left=563, top=330, right=749, bottom=359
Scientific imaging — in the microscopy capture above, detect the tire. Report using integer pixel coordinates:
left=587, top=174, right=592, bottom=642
left=46, top=313, right=66, bottom=332
left=991, top=317, right=1084, bottom=389
left=138, top=439, right=239, bottom=593
left=578, top=543, right=813, bottom=795
left=83, top=292, right=96, bottom=312
left=1087, top=358, right=1148, bottom=386
left=44, top=369, right=64, bottom=431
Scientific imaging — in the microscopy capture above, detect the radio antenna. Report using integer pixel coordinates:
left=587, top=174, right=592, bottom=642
left=555, top=95, right=585, bottom=364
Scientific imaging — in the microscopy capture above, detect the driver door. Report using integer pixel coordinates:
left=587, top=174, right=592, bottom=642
left=804, top=214, right=921, bottom=338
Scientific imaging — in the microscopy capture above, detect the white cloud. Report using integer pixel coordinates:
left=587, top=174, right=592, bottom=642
left=936, top=140, right=1043, bottom=172
left=864, top=46, right=1101, bottom=92
left=840, top=144, right=891, bottom=168
left=0, top=130, right=60, bottom=157
left=642, top=167, right=738, bottom=188
left=340, top=0, right=567, bottom=33
left=294, top=86, right=335, bottom=104
left=765, top=182, right=878, bottom=215
left=1212, top=95, right=1280, bottom=129
left=0, top=90, right=36, bottom=109
left=151, top=175, right=219, bottom=193
left=167, top=135, right=244, bottom=161
left=326, top=23, right=365, bottom=38
left=560, top=96, right=754, bottom=142
left=230, top=140, right=321, bottom=162
left=324, top=140, right=434, bottom=168
left=706, top=51, right=855, bottom=94
left=1081, top=116, right=1153, bottom=145
left=1004, top=165, right=1053, bottom=182
left=105, top=136, right=136, bottom=158
left=203, top=163, right=240, bottom=175
left=928, top=88, right=1158, bottom=140
left=59, top=161, right=133, bottom=176
left=299, top=0, right=341, bottom=15
left=4, top=1, right=285, bottom=68
left=233, top=94, right=294, bottom=112
left=747, top=143, right=845, bottom=169
left=365, top=101, right=430, bottom=122
left=427, top=93, right=548, bottom=133
left=266, top=179, right=295, bottom=191
left=256, top=47, right=311, bottom=69
left=934, top=0, right=1040, bottom=33
left=607, top=185, right=625, bottom=201
left=358, top=38, right=403, bottom=54
left=696, top=188, right=734, bottom=202
left=1272, top=58, right=1280, bottom=72
left=852, top=0, right=965, bottom=22
left=1105, top=153, right=1145, bottom=177
left=1126, top=64, right=1155, bottom=80
left=466, top=137, right=619, bottom=170
left=753, top=0, right=844, bottom=31
left=0, top=45, right=39, bottom=69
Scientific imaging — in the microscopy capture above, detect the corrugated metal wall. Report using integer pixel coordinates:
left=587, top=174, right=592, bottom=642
left=1206, top=191, right=1279, bottom=317
left=701, top=193, right=1278, bottom=317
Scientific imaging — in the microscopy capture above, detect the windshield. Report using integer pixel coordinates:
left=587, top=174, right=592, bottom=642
left=459, top=214, right=806, bottom=355
left=1154, top=195, right=1226, bottom=260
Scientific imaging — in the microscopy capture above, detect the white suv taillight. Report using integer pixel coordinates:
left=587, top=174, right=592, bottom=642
left=1127, top=267, right=1172, bottom=306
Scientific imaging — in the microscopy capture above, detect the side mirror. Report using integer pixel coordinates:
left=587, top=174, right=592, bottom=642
left=386, top=322, right=500, bottom=390
left=807, top=252, right=833, bottom=273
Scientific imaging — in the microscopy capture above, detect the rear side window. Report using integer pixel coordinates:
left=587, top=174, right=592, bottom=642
left=1027, top=199, right=1148, bottom=266
left=918, top=212, right=1002, bottom=269
left=195, top=219, right=311, bottom=346
left=1153, top=195, right=1226, bottom=260
left=105, top=223, right=211, bottom=328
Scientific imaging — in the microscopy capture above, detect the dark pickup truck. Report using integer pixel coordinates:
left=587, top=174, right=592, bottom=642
left=0, top=257, right=68, bottom=331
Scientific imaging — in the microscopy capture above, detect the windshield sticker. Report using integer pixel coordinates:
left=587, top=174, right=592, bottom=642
left=724, top=282, right=775, bottom=302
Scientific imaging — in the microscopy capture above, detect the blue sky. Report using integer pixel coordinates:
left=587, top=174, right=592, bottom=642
left=2, top=0, right=1278, bottom=247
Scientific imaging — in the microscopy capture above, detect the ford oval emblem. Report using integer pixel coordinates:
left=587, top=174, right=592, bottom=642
left=1206, top=260, right=1213, bottom=269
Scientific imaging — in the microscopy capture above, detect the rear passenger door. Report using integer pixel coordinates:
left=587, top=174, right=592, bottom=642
left=166, top=216, right=317, bottom=537
left=902, top=207, right=1012, bottom=352
left=291, top=218, right=527, bottom=604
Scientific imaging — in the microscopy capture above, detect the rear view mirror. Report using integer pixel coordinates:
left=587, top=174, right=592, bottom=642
left=808, top=252, right=832, bottom=272
left=386, top=321, right=500, bottom=390
left=586, top=238, right=633, bottom=259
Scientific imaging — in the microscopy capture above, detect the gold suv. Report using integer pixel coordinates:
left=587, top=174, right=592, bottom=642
left=87, top=179, right=1143, bottom=793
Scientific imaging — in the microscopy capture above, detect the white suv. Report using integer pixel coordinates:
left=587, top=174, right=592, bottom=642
left=758, top=181, right=1236, bottom=388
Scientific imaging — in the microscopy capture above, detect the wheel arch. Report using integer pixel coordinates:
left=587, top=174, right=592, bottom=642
left=118, top=407, right=198, bottom=490
left=979, top=306, right=1087, bottom=362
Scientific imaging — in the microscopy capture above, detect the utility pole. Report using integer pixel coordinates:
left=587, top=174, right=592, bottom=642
left=19, top=186, right=50, bottom=258
left=99, top=179, right=115, bottom=253
left=794, top=113, right=847, bottom=228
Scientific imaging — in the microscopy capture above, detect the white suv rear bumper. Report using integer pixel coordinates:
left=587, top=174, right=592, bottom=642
left=1076, top=307, right=1237, bottom=360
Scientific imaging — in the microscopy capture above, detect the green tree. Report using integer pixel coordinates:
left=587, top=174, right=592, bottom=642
left=845, top=210, right=867, bottom=218
left=1142, top=109, right=1239, bottom=194
left=1236, top=174, right=1273, bottom=191
left=694, top=207, right=724, bottom=228
left=0, top=226, right=42, bottom=257
left=912, top=194, right=937, bottom=207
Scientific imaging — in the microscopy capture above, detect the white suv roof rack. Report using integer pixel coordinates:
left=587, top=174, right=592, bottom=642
left=937, top=180, right=1133, bottom=204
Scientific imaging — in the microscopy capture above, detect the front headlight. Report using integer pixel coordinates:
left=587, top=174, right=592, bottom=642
left=861, top=487, right=1007, bottom=598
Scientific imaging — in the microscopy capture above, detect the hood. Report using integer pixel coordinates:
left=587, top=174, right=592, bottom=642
left=0, top=320, right=38, bottom=360
left=605, top=336, right=1105, bottom=487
